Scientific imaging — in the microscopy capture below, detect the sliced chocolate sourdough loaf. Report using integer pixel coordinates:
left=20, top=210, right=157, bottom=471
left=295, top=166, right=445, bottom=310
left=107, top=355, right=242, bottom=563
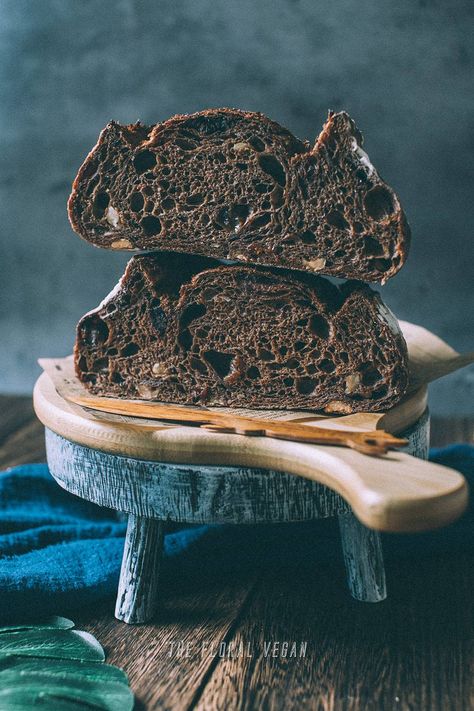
left=68, top=109, right=410, bottom=284
left=74, top=253, right=408, bottom=413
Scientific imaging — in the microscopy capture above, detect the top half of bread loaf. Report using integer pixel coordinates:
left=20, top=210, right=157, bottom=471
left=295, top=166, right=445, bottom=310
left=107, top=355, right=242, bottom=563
left=68, top=108, right=410, bottom=283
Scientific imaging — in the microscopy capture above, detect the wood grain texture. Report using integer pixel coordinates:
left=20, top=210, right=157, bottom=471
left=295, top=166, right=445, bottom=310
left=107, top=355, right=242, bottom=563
left=116, top=516, right=165, bottom=624
left=193, top=551, right=474, bottom=711
left=0, top=416, right=46, bottom=469
left=43, top=406, right=444, bottom=622
left=1, top=398, right=474, bottom=710
left=43, top=408, right=467, bottom=533
left=338, top=512, right=387, bottom=602
left=45, top=428, right=350, bottom=524
left=77, top=579, right=258, bottom=711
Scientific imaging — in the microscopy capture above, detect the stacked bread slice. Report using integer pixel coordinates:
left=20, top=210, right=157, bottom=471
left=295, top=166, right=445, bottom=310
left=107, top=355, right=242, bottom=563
left=70, top=109, right=410, bottom=414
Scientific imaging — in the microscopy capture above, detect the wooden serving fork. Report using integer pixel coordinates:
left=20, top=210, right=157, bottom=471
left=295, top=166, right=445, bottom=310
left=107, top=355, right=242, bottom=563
left=201, top=418, right=406, bottom=456
left=67, top=395, right=407, bottom=456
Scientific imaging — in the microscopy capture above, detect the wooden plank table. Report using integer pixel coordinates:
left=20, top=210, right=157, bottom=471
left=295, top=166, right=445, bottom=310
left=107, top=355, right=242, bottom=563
left=1, top=395, right=473, bottom=711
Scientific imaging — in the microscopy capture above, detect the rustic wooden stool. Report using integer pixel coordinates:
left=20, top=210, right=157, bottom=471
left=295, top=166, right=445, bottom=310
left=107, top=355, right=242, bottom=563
left=34, top=374, right=467, bottom=624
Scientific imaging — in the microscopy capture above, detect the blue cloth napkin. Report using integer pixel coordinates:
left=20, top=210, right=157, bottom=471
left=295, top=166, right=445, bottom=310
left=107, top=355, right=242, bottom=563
left=0, top=446, right=472, bottom=621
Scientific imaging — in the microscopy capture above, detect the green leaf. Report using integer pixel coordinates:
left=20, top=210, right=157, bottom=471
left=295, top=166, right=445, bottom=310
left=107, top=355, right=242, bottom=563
left=0, top=656, right=128, bottom=684
left=0, top=630, right=105, bottom=661
left=0, top=676, right=134, bottom=710
left=0, top=618, right=133, bottom=710
left=0, top=616, right=74, bottom=633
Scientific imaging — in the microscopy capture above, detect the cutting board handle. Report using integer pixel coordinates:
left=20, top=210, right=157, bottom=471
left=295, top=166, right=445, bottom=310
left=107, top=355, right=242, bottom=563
left=256, top=438, right=468, bottom=532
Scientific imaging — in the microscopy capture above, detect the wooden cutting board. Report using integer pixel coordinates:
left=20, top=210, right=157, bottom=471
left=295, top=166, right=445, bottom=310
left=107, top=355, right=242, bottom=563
left=33, top=373, right=467, bottom=534
left=34, top=320, right=473, bottom=533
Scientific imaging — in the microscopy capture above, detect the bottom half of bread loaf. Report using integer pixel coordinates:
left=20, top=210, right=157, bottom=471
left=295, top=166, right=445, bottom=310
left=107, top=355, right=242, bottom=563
left=74, top=253, right=408, bottom=413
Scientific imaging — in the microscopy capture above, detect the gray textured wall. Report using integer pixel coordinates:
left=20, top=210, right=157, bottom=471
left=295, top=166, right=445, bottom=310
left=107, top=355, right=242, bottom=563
left=1, top=0, right=473, bottom=414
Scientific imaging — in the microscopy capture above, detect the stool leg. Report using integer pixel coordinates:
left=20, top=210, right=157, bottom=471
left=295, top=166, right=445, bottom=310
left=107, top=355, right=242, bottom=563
left=115, top=515, right=164, bottom=624
left=338, top=512, right=387, bottom=603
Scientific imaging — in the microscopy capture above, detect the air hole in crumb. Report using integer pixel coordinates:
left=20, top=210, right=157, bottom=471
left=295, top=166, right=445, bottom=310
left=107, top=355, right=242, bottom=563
left=355, top=168, right=371, bottom=185
left=141, top=215, right=162, bottom=235
left=319, top=358, right=335, bottom=373
left=111, top=371, right=124, bottom=384
left=81, top=315, right=109, bottom=347
left=371, top=258, right=392, bottom=272
left=92, top=191, right=109, bottom=218
left=309, top=314, right=329, bottom=339
left=364, top=235, right=384, bottom=256
left=286, top=358, right=300, bottom=369
left=295, top=341, right=305, bottom=351
left=121, top=342, right=139, bottom=357
left=251, top=212, right=271, bottom=228
left=258, top=347, right=275, bottom=361
left=247, top=366, right=261, bottom=379
left=204, top=350, right=233, bottom=379
left=248, top=136, right=266, bottom=151
left=371, top=385, right=388, bottom=399
left=283, top=377, right=294, bottom=387
left=255, top=183, right=272, bottom=194
left=258, top=154, right=286, bottom=187
left=364, top=186, right=395, bottom=220
left=130, top=192, right=144, bottom=212
left=300, top=230, right=316, bottom=244
left=180, top=302, right=207, bottom=329
left=326, top=210, right=349, bottom=231
left=133, top=150, right=157, bottom=174
left=233, top=204, right=251, bottom=223
left=162, top=197, right=175, bottom=210
left=340, top=352, right=349, bottom=363
left=175, top=138, right=197, bottom=151
left=215, top=207, right=238, bottom=230
left=187, top=193, right=205, bottom=206
left=178, top=328, right=192, bottom=350
left=296, top=377, right=316, bottom=395
left=359, top=364, right=382, bottom=386
left=190, top=357, right=208, bottom=374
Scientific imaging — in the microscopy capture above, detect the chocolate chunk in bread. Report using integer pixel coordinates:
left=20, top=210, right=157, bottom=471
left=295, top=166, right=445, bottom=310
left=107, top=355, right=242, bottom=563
left=68, top=109, right=410, bottom=284
left=74, top=252, right=409, bottom=413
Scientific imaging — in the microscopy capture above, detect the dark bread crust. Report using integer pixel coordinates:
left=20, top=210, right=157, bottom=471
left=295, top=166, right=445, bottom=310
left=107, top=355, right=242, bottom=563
left=68, top=109, right=410, bottom=284
left=74, top=253, right=409, bottom=413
